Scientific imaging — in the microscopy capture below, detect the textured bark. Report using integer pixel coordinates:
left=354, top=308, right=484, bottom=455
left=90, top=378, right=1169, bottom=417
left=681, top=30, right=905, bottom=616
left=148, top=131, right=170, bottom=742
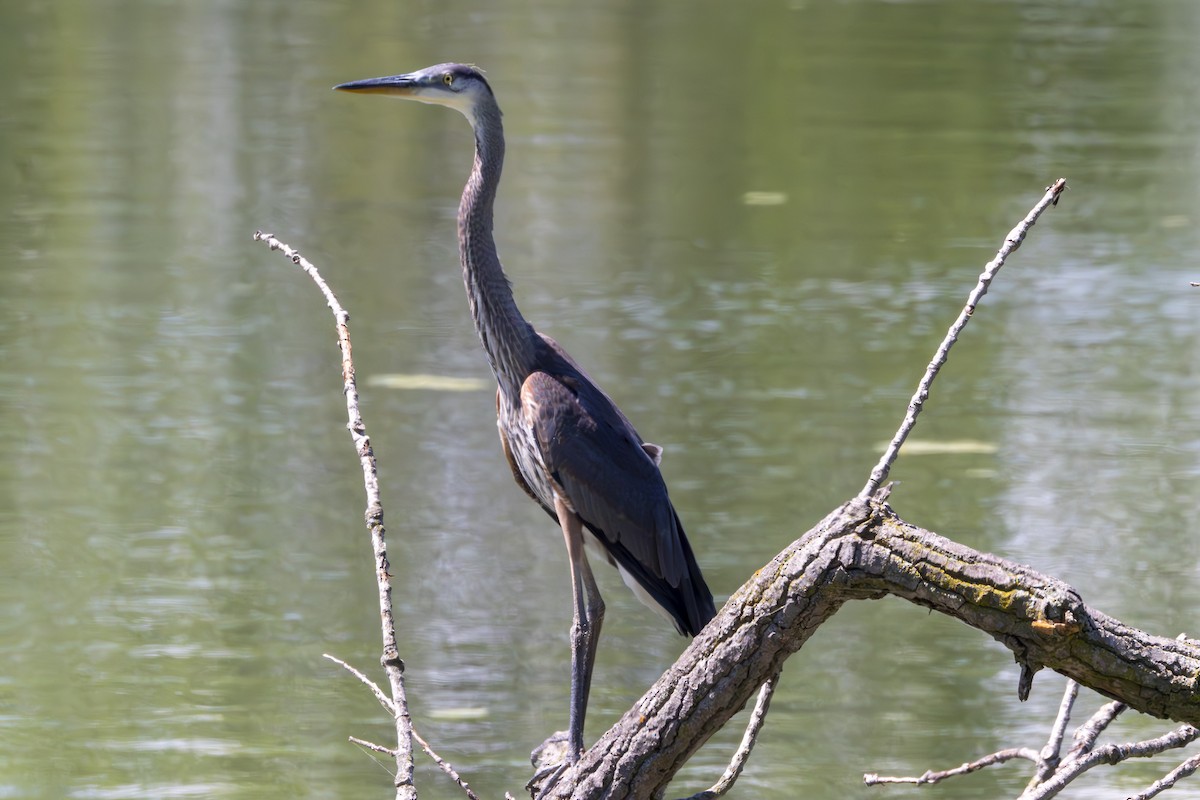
left=541, top=498, right=1200, bottom=799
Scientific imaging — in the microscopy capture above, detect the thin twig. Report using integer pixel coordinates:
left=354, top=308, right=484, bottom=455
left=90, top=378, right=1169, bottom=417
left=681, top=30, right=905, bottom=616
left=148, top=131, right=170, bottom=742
left=862, top=669, right=1196, bottom=797
left=1022, top=725, right=1200, bottom=800
left=859, top=178, right=1068, bottom=499
left=1046, top=680, right=1079, bottom=756
left=1068, top=698, right=1125, bottom=758
left=324, top=653, right=397, bottom=715
left=328, top=649, right=480, bottom=800
left=864, top=748, right=1039, bottom=786
left=352, top=735, right=399, bottom=756
left=412, top=728, right=482, bottom=800
left=1127, top=750, right=1200, bottom=800
left=1027, top=679, right=1078, bottom=789
left=254, top=230, right=415, bottom=800
left=677, top=669, right=782, bottom=800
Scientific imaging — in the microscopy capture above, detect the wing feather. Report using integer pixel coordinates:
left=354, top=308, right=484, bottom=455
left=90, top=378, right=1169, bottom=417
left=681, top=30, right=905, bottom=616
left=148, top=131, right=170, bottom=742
left=511, top=336, right=715, bottom=636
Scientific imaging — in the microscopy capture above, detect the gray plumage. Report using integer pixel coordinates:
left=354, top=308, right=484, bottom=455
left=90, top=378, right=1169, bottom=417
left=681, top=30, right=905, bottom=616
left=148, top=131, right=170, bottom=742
left=336, top=63, right=715, bottom=762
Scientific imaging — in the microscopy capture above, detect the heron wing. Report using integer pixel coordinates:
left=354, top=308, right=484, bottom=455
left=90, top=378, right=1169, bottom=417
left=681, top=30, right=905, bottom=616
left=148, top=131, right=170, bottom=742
left=520, top=370, right=687, bottom=586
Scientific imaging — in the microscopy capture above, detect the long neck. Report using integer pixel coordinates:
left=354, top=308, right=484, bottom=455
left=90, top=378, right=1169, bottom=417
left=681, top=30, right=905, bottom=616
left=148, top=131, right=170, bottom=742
left=458, top=102, right=536, bottom=402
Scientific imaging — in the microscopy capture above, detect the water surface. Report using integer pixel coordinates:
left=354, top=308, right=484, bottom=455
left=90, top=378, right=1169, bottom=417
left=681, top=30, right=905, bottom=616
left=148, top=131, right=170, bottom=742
left=2, top=1, right=1198, bottom=798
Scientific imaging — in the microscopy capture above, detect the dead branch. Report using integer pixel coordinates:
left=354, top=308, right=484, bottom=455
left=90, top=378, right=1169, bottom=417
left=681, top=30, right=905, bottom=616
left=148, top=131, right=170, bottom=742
left=675, top=669, right=782, bottom=800
left=1023, top=724, right=1199, bottom=800
left=352, top=735, right=400, bottom=756
left=538, top=498, right=1200, bottom=799
left=861, top=178, right=1068, bottom=499
left=1069, top=697, right=1126, bottom=758
left=324, top=652, right=397, bottom=715
left=254, top=231, right=415, bottom=800
left=863, top=680, right=1081, bottom=789
left=1129, top=751, right=1200, bottom=800
left=864, top=748, right=1040, bottom=786
left=1028, top=679, right=1079, bottom=788
left=864, top=682, right=1198, bottom=800
left=412, top=728, right=483, bottom=800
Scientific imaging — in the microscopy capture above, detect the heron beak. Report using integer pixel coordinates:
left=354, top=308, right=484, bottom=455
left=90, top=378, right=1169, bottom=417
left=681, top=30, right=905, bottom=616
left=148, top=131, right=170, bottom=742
left=333, top=74, right=421, bottom=96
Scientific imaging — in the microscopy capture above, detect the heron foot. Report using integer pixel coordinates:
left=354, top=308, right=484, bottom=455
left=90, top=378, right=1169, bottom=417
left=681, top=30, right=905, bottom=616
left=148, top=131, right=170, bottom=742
left=526, top=731, right=576, bottom=798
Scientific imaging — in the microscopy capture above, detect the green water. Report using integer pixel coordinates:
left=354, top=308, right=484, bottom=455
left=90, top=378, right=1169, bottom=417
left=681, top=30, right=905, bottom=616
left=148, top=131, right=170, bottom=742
left=3, top=1, right=1199, bottom=798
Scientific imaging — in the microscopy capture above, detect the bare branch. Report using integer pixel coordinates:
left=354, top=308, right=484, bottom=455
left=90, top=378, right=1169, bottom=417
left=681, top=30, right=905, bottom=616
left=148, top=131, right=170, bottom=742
left=676, top=670, right=782, bottom=800
left=864, top=748, right=1040, bottom=786
left=1045, top=680, right=1079, bottom=759
left=351, top=735, right=399, bottom=756
left=1022, top=725, right=1200, bottom=800
left=254, top=230, right=415, bottom=800
left=1027, top=679, right=1078, bottom=789
left=324, top=655, right=480, bottom=800
left=412, top=729, right=482, bottom=800
left=324, top=653, right=397, bottom=715
left=1128, top=750, right=1200, bottom=800
left=865, top=688, right=1198, bottom=798
left=1068, top=698, right=1125, bottom=758
left=860, top=178, right=1068, bottom=499
left=542, top=499, right=1200, bottom=800
left=865, top=683, right=1196, bottom=797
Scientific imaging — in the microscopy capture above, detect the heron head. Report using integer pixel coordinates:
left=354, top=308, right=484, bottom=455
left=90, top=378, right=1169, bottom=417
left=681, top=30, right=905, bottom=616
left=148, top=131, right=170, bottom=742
left=334, top=63, right=496, bottom=125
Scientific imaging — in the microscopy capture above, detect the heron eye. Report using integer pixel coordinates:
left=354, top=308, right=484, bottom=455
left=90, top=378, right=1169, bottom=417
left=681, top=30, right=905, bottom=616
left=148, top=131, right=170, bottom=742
left=443, top=73, right=454, bottom=87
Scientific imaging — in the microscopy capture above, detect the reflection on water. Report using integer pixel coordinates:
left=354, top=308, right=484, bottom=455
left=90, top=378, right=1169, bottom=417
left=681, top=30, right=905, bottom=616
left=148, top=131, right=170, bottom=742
left=1, top=1, right=1199, bottom=798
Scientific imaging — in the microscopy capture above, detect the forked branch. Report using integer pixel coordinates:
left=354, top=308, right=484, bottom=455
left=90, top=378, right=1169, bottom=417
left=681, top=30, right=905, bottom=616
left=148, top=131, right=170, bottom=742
left=867, top=678, right=1199, bottom=798
left=543, top=499, right=1200, bottom=799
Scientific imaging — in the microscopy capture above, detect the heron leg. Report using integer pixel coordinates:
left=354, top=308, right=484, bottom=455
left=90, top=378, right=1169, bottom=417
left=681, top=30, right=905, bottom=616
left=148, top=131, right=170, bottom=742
left=554, top=495, right=605, bottom=763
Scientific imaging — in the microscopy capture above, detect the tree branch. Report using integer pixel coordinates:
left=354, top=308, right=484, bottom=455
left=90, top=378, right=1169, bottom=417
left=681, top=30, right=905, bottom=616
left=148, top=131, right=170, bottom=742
left=1023, top=724, right=1200, bottom=800
left=1128, top=751, right=1200, bottom=800
left=324, top=653, right=397, bottom=716
left=860, top=178, right=1067, bottom=499
left=1068, top=697, right=1125, bottom=758
left=1028, top=679, right=1079, bottom=788
left=863, top=681, right=1198, bottom=798
left=675, top=669, right=782, bottom=800
left=864, top=748, right=1040, bottom=786
left=542, top=498, right=1200, bottom=799
left=412, top=728, right=483, bottom=800
left=254, top=231, right=416, bottom=800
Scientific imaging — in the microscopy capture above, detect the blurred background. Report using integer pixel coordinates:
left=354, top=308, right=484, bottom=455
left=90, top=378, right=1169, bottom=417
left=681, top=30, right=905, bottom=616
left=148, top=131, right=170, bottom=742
left=2, top=1, right=1198, bottom=798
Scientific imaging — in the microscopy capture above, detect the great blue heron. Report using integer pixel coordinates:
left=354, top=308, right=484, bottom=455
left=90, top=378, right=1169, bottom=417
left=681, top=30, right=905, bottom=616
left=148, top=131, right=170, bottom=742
left=335, top=63, right=716, bottom=764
